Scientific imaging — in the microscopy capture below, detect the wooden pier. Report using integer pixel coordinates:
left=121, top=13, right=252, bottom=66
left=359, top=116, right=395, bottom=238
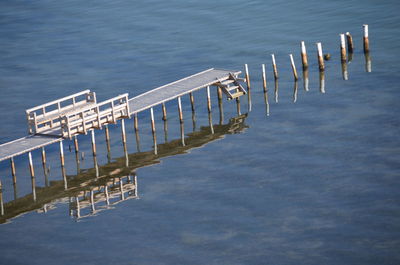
left=0, top=68, right=245, bottom=163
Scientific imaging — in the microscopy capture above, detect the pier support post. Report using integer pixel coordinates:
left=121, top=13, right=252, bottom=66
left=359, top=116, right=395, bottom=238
left=217, top=87, right=224, bottom=124
left=178, top=97, right=184, bottom=123
left=28, top=152, right=36, bottom=201
left=245, top=64, right=252, bottom=112
left=271, top=54, right=279, bottom=80
left=134, top=113, right=139, bottom=132
left=41, top=147, right=49, bottom=186
left=206, top=86, right=211, bottom=114
left=10, top=157, right=16, bottom=185
left=300, top=41, right=308, bottom=70
left=121, top=119, right=127, bottom=150
left=59, top=141, right=65, bottom=168
left=189, top=93, right=195, bottom=112
left=289, top=54, right=299, bottom=81
left=316, top=42, right=325, bottom=72
left=162, top=103, right=167, bottom=121
left=105, top=125, right=111, bottom=162
left=150, top=107, right=157, bottom=155
left=91, top=130, right=96, bottom=157
left=363, top=24, right=369, bottom=53
left=180, top=123, right=185, bottom=146
left=0, top=180, right=4, bottom=216
left=74, top=136, right=80, bottom=174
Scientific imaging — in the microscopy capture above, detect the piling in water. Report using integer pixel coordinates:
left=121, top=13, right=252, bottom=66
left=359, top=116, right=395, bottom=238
left=59, top=141, right=65, bottom=168
left=134, top=113, right=139, bottom=132
left=217, top=87, right=224, bottom=125
left=91, top=130, right=96, bottom=157
left=189, top=93, right=195, bottom=112
left=0, top=180, right=4, bottom=216
left=300, top=41, right=308, bottom=70
left=178, top=97, right=184, bottom=123
left=340, top=34, right=347, bottom=63
left=346, top=32, right=354, bottom=53
left=162, top=103, right=167, bottom=121
left=28, top=152, right=36, bottom=201
left=206, top=86, right=211, bottom=114
left=271, top=54, right=279, bottom=80
left=262, top=64, right=270, bottom=116
left=289, top=54, right=299, bottom=81
left=363, top=24, right=369, bottom=53
left=316, top=42, right=325, bottom=72
left=245, top=64, right=252, bottom=112
left=10, top=157, right=16, bottom=184
left=150, top=107, right=157, bottom=155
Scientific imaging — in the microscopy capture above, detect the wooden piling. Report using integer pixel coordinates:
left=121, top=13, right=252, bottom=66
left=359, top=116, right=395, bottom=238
left=178, top=96, right=184, bottom=123
left=134, top=113, right=139, bottom=132
left=121, top=119, right=127, bottom=148
left=208, top=112, right=214, bottom=135
left=363, top=24, right=369, bottom=53
left=104, top=125, right=111, bottom=162
left=217, top=87, right=224, bottom=125
left=91, top=130, right=96, bottom=157
left=150, top=107, right=157, bottom=155
left=300, top=41, right=308, bottom=70
left=244, top=64, right=251, bottom=91
left=0, top=180, right=4, bottom=216
left=206, top=86, right=212, bottom=113
left=316, top=42, right=325, bottom=72
left=162, top=103, right=167, bottom=121
left=28, top=152, right=36, bottom=201
left=340, top=34, right=347, bottom=63
left=163, top=118, right=168, bottom=143
left=59, top=141, right=65, bottom=168
left=346, top=32, right=354, bottom=53
left=289, top=54, right=299, bottom=81
left=28, top=152, right=35, bottom=180
left=189, top=93, right=195, bottom=112
left=10, top=157, right=16, bottom=185
left=271, top=54, right=279, bottom=80
left=262, top=64, right=267, bottom=93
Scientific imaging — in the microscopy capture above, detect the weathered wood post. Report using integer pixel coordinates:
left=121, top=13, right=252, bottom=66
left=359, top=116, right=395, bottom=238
left=121, top=119, right=127, bottom=152
left=59, top=141, right=65, bottom=169
left=162, top=103, right=167, bottom=121
left=271, top=54, right=279, bottom=80
left=244, top=64, right=252, bottom=111
left=104, top=125, right=111, bottom=162
left=28, top=152, right=36, bottom=201
left=163, top=117, right=168, bottom=143
left=74, top=136, right=80, bottom=174
left=0, top=180, right=4, bottom=216
left=316, top=42, right=325, bottom=72
left=363, top=24, right=369, bottom=53
left=41, top=147, right=48, bottom=186
left=340, top=33, right=347, bottom=63
left=289, top=54, right=299, bottom=81
left=91, top=130, right=96, bottom=157
left=133, top=113, right=141, bottom=152
left=208, top=111, right=214, bottom=135
left=346, top=32, right=354, bottom=53
left=262, top=64, right=270, bottom=116
left=10, top=157, right=16, bottom=185
left=206, top=86, right=212, bottom=114
left=150, top=107, right=157, bottom=155
left=178, top=97, right=184, bottom=123
left=300, top=41, right=308, bottom=70
left=189, top=93, right=195, bottom=112
left=217, top=87, right=224, bottom=125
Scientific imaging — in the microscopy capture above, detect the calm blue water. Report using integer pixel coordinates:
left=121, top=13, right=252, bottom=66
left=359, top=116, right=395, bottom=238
left=1, top=0, right=400, bottom=264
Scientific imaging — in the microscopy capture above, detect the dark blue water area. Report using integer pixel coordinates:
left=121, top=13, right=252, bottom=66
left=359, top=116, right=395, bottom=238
left=1, top=0, right=400, bottom=264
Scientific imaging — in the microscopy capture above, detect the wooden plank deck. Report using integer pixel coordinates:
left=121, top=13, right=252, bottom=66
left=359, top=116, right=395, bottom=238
left=0, top=135, right=62, bottom=162
left=128, top=68, right=240, bottom=114
left=0, top=68, right=241, bottom=162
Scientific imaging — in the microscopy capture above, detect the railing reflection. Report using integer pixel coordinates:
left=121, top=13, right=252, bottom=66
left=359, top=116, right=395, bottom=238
left=0, top=114, right=248, bottom=224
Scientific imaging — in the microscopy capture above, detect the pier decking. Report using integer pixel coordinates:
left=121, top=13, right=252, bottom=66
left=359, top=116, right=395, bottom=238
left=0, top=68, right=243, bottom=162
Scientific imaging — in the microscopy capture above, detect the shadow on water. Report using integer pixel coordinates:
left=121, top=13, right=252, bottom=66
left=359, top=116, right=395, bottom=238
left=0, top=114, right=248, bottom=224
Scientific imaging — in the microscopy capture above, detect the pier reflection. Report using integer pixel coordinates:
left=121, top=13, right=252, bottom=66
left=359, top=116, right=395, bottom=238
left=0, top=114, right=248, bottom=224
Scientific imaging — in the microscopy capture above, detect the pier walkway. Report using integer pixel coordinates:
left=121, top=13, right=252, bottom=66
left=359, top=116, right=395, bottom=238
left=0, top=68, right=243, bottom=162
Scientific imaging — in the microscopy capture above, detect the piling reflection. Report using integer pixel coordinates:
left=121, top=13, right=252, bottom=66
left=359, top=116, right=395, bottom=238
left=302, top=68, right=309, bottom=91
left=274, top=80, right=279, bottom=103
left=293, top=81, right=298, bottom=103
left=341, top=62, right=349, bottom=80
left=0, top=114, right=248, bottom=224
left=319, top=71, right=325, bottom=93
left=364, top=52, right=372, bottom=72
